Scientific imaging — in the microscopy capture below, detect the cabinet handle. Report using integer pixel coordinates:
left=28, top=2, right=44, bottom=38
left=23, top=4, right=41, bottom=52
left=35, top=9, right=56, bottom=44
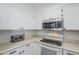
left=10, top=51, right=16, bottom=54
left=19, top=52, right=21, bottom=54
left=67, top=53, right=74, bottom=55
left=63, top=28, right=66, bottom=30
left=26, top=45, right=30, bottom=47
left=22, top=51, right=24, bottom=52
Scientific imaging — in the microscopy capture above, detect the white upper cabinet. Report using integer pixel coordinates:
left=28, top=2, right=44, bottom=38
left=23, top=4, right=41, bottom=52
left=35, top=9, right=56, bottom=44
left=21, top=4, right=35, bottom=30
left=0, top=4, right=35, bottom=30
left=1, top=4, right=79, bottom=30
left=63, top=4, right=79, bottom=30
left=0, top=4, right=22, bottom=30
left=42, top=8, right=61, bottom=19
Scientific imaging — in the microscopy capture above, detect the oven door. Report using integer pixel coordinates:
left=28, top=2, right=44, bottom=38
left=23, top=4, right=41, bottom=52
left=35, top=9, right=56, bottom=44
left=39, top=42, right=62, bottom=55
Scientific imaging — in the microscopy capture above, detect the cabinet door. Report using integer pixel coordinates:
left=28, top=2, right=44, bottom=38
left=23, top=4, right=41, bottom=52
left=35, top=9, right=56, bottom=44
left=2, top=44, right=33, bottom=55
left=39, top=7, right=61, bottom=19
left=21, top=5, right=35, bottom=30
left=23, top=43, right=33, bottom=55
left=16, top=42, right=35, bottom=55
left=23, top=42, right=41, bottom=55
left=16, top=44, right=33, bottom=55
left=0, top=4, right=22, bottom=30
left=2, top=42, right=40, bottom=55
left=19, top=42, right=41, bottom=55
left=63, top=4, right=79, bottom=30
left=34, top=16, right=43, bottom=30
left=2, top=48, right=19, bottom=55
left=31, top=41, right=41, bottom=55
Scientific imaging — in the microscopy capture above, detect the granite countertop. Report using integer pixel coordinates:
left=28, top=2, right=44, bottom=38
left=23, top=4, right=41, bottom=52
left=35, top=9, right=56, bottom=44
left=0, top=36, right=79, bottom=54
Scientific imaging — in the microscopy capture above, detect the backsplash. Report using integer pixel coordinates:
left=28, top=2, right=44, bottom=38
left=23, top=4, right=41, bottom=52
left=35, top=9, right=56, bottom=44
left=33, top=30, right=64, bottom=38
left=34, top=30, right=79, bottom=43
left=0, top=30, right=79, bottom=44
left=0, top=30, right=34, bottom=44
left=64, top=30, right=79, bottom=43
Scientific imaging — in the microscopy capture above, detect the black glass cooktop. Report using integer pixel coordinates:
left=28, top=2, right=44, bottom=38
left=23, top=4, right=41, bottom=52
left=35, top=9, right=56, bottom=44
left=40, top=38, right=62, bottom=46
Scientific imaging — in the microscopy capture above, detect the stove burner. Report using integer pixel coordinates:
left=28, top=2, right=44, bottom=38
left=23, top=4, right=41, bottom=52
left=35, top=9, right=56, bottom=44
left=40, top=38, right=62, bottom=46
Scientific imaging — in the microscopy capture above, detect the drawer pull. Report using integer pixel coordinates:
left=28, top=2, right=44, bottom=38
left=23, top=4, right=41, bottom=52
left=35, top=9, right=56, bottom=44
left=19, top=52, right=21, bottom=54
left=22, top=51, right=24, bottom=52
left=10, top=51, right=16, bottom=54
left=67, top=53, right=74, bottom=55
left=26, top=45, right=30, bottom=47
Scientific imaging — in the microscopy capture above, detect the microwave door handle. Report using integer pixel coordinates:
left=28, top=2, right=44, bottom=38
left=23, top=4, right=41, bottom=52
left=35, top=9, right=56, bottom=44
left=54, top=22, right=56, bottom=29
left=55, top=21, right=57, bottom=28
left=67, top=53, right=74, bottom=55
left=54, top=22, right=55, bottom=29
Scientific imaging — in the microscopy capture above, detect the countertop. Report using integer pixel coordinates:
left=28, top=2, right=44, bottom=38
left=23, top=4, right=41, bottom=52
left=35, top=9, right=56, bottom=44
left=0, top=36, right=79, bottom=54
left=62, top=42, right=79, bottom=53
left=0, top=36, right=43, bottom=54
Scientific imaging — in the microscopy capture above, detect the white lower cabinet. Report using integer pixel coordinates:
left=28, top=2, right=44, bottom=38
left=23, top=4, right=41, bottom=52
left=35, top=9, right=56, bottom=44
left=2, top=48, right=19, bottom=55
left=32, top=41, right=41, bottom=55
left=18, top=42, right=41, bottom=55
left=18, top=44, right=33, bottom=55
left=63, top=50, right=79, bottom=55
left=2, top=41, right=41, bottom=55
left=2, top=41, right=79, bottom=55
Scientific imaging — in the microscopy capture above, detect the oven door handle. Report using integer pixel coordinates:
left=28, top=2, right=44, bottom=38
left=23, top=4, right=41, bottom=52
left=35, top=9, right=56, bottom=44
left=39, top=42, right=62, bottom=51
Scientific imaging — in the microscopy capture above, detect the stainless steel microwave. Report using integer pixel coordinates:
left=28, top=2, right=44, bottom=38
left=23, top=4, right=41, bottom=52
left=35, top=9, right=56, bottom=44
left=42, top=19, right=63, bottom=30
